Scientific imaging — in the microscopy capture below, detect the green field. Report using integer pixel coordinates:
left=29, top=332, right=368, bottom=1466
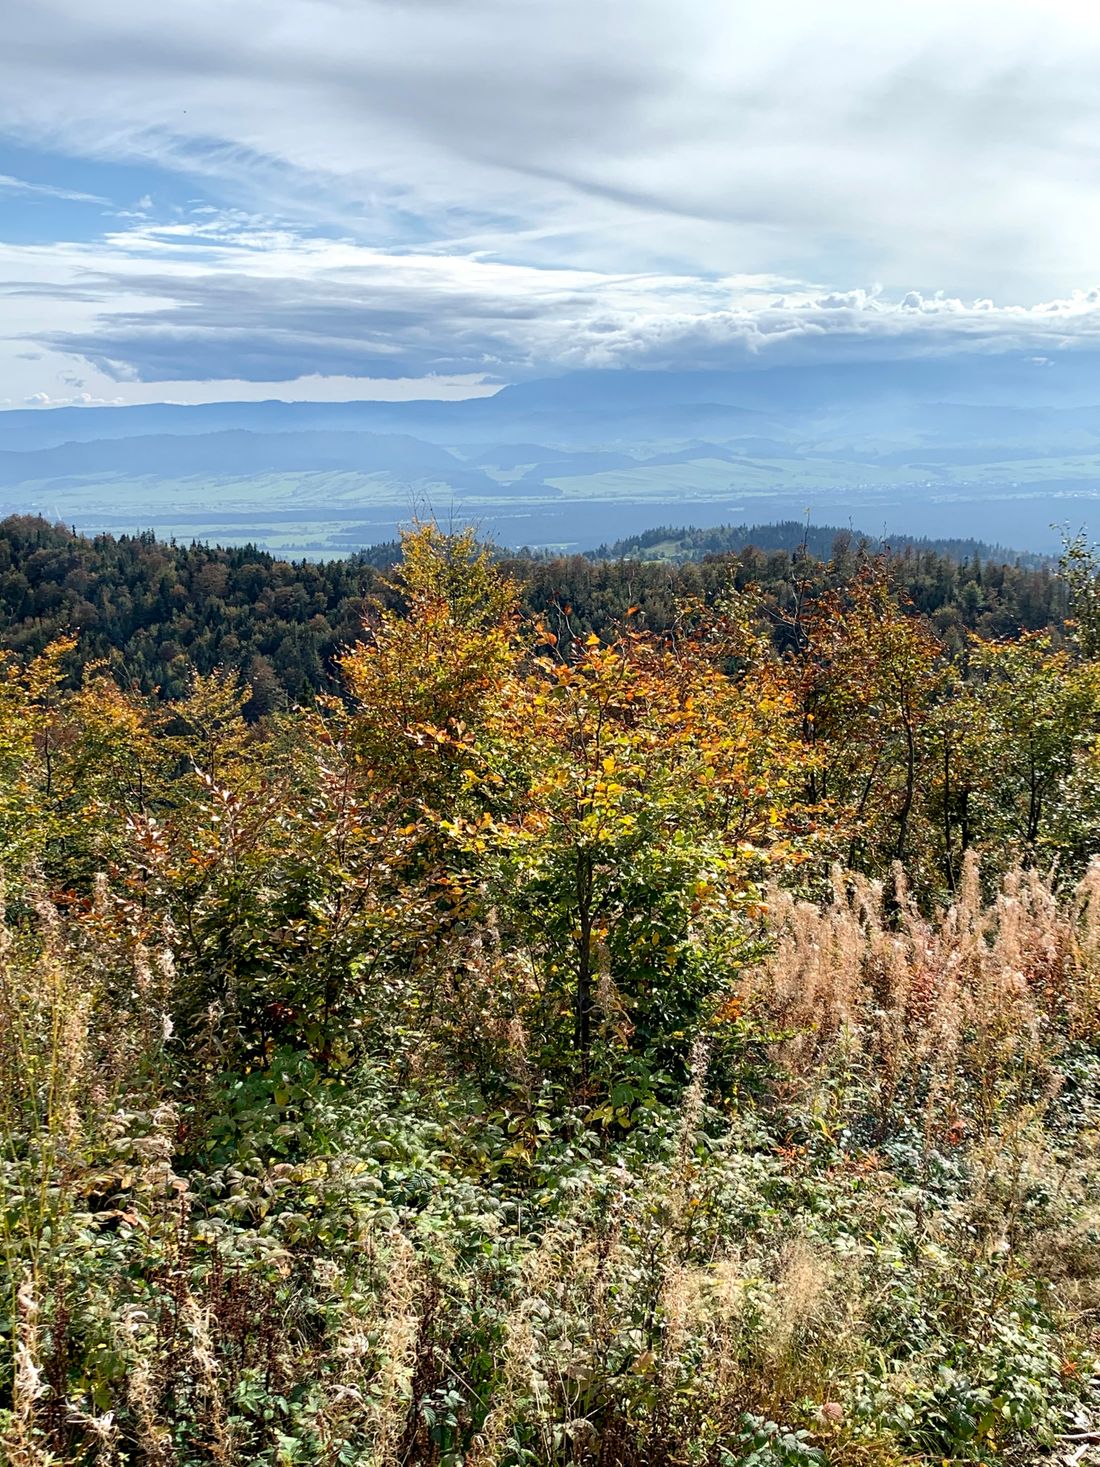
left=7, top=446, right=1100, bottom=558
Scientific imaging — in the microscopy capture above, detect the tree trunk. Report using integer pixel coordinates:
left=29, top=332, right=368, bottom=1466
left=895, top=712, right=916, bottom=864
left=574, top=850, right=595, bottom=1076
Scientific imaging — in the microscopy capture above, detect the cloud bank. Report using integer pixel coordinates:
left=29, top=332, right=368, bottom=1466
left=4, top=1, right=1100, bottom=402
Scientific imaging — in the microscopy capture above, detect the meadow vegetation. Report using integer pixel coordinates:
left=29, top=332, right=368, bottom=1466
left=2, top=525, right=1100, bottom=1465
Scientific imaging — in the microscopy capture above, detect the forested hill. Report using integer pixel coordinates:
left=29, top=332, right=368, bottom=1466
left=588, top=519, right=1053, bottom=567
left=0, top=514, right=1067, bottom=707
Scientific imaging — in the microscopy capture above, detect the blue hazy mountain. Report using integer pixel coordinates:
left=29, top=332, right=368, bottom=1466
left=4, top=351, right=1099, bottom=446
left=0, top=430, right=479, bottom=486
left=3, top=352, right=1100, bottom=555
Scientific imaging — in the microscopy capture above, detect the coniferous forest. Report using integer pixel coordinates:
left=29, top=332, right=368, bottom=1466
left=3, top=521, right=1100, bottom=1464
left=0, top=516, right=1069, bottom=708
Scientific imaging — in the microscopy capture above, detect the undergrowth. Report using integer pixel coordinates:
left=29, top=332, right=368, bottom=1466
left=1, top=857, right=1098, bottom=1465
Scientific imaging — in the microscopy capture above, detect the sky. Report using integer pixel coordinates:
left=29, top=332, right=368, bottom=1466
left=4, top=0, right=1100, bottom=408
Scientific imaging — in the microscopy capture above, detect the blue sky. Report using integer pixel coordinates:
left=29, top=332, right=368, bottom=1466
left=3, top=0, right=1100, bottom=408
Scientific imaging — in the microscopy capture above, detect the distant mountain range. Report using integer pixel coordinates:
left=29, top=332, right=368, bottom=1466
left=3, top=352, right=1100, bottom=556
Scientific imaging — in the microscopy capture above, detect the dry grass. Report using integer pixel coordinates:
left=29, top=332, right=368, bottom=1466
left=748, top=854, right=1100, bottom=1148
left=2, top=857, right=1099, bottom=1464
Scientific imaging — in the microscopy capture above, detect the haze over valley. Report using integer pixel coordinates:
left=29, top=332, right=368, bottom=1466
left=6, top=352, right=1100, bottom=556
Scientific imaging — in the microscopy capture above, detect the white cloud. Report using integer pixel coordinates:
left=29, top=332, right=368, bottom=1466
left=3, top=1, right=1100, bottom=296
left=2, top=212, right=1100, bottom=401
left=5, top=2, right=1100, bottom=394
left=23, top=390, right=125, bottom=406
left=0, top=173, right=108, bottom=205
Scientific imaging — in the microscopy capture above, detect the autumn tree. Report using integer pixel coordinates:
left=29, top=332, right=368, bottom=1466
left=339, top=523, right=520, bottom=810
left=964, top=634, right=1100, bottom=861
left=775, top=567, right=945, bottom=876
left=442, top=612, right=807, bottom=1094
